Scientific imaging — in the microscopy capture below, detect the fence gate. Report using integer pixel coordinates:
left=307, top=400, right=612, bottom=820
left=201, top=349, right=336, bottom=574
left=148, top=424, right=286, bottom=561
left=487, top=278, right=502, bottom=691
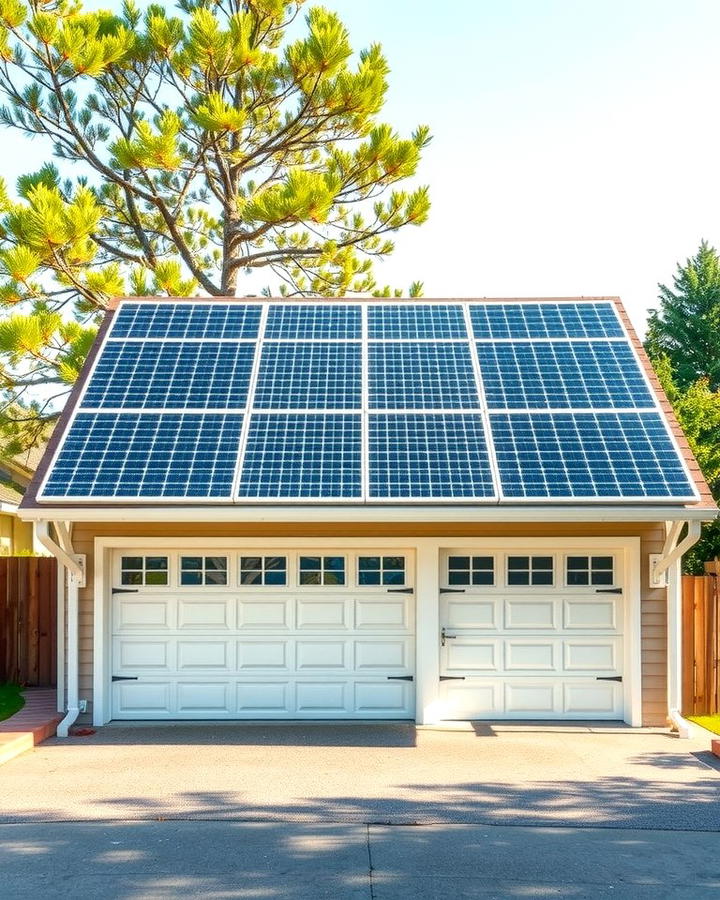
left=682, top=574, right=720, bottom=716
left=0, top=556, right=57, bottom=686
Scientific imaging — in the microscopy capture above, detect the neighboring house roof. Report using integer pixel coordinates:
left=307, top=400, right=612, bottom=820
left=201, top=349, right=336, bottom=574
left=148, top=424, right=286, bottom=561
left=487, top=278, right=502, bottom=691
left=2, top=440, right=50, bottom=490
left=0, top=481, right=23, bottom=508
left=21, top=297, right=717, bottom=519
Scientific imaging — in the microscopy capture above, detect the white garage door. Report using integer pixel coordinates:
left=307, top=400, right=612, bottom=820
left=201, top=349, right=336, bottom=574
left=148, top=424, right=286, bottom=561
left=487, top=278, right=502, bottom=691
left=439, top=550, right=624, bottom=719
left=111, top=549, right=415, bottom=719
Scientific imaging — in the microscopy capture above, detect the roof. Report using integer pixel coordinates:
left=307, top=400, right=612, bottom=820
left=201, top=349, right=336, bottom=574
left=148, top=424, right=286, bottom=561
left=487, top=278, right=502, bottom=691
left=20, top=296, right=717, bottom=520
left=0, top=481, right=23, bottom=508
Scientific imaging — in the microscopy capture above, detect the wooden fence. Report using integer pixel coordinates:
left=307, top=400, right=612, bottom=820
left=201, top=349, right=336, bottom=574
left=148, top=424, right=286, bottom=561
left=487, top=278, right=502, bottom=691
left=0, top=557, right=57, bottom=686
left=682, top=574, right=719, bottom=716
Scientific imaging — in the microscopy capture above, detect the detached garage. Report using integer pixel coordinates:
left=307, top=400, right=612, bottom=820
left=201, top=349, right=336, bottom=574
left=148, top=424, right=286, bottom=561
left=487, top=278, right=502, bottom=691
left=19, top=297, right=717, bottom=734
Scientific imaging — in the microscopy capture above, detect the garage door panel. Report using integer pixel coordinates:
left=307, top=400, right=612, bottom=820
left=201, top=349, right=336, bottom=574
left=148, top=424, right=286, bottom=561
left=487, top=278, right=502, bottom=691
left=296, top=640, right=347, bottom=670
left=563, top=640, right=619, bottom=672
left=505, top=682, right=557, bottom=714
left=177, top=681, right=229, bottom=712
left=177, top=640, right=229, bottom=670
left=505, top=640, right=556, bottom=671
left=178, top=600, right=231, bottom=630
left=441, top=682, right=501, bottom=719
left=445, top=640, right=497, bottom=671
left=355, top=597, right=409, bottom=629
left=355, top=681, right=410, bottom=713
left=237, top=640, right=289, bottom=670
left=296, top=598, right=348, bottom=629
left=115, top=681, right=172, bottom=715
left=446, top=600, right=495, bottom=629
left=355, top=639, right=409, bottom=670
left=237, top=599, right=290, bottom=629
left=296, top=681, right=347, bottom=712
left=563, top=682, right=619, bottom=715
left=116, top=600, right=170, bottom=630
left=564, top=599, right=616, bottom=630
left=116, top=639, right=170, bottom=670
left=504, top=599, right=555, bottom=629
left=236, top=681, right=291, bottom=714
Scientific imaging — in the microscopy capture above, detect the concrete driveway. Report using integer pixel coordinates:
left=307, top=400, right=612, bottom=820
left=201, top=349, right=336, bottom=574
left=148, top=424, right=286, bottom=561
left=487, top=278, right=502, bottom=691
left=2, top=722, right=720, bottom=897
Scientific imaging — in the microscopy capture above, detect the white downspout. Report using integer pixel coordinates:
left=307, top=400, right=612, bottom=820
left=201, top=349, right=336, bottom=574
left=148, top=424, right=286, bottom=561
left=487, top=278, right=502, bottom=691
left=36, top=521, right=83, bottom=737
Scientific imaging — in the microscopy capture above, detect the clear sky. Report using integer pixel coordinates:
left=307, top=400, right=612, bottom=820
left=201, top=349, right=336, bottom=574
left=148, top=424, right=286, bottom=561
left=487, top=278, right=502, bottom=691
left=2, top=0, right=720, bottom=334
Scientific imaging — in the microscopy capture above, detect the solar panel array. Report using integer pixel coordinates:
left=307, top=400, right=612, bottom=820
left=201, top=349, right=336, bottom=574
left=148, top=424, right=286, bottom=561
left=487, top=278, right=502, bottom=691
left=38, top=300, right=699, bottom=503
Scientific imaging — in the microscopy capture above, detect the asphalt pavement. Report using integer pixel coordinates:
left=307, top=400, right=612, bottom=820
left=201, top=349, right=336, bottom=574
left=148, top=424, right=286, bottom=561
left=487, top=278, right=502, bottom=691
left=1, top=722, right=720, bottom=897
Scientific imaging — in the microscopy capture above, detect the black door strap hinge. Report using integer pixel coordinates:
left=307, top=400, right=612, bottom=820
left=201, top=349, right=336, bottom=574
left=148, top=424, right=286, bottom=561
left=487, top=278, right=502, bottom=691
left=112, top=675, right=139, bottom=682
left=596, top=675, right=622, bottom=682
left=386, top=675, right=414, bottom=681
left=386, top=587, right=414, bottom=593
left=439, top=588, right=466, bottom=594
left=112, top=588, right=139, bottom=595
left=595, top=588, right=622, bottom=594
left=439, top=675, right=466, bottom=681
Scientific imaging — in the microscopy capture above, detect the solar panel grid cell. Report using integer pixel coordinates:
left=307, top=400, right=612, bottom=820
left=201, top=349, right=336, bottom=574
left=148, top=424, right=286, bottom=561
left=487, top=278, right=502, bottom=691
left=81, top=342, right=256, bottom=409
left=110, top=303, right=262, bottom=339
left=367, top=304, right=467, bottom=339
left=491, top=412, right=695, bottom=498
left=478, top=340, right=655, bottom=410
left=369, top=343, right=480, bottom=409
left=369, top=414, right=495, bottom=498
left=238, top=413, right=362, bottom=498
left=264, top=304, right=361, bottom=339
left=42, top=413, right=244, bottom=498
left=253, top=342, right=362, bottom=409
left=469, top=302, right=624, bottom=339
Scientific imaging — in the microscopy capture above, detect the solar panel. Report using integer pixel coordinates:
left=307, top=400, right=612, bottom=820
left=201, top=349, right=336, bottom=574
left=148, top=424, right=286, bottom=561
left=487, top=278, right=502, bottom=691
left=110, top=303, right=261, bottom=339
left=490, top=412, right=696, bottom=499
left=81, top=342, right=255, bottom=410
left=264, top=304, right=361, bottom=339
left=470, top=302, right=624, bottom=340
left=369, top=414, right=495, bottom=498
left=42, top=413, right=244, bottom=498
left=369, top=343, right=480, bottom=409
left=478, top=340, right=654, bottom=409
left=237, top=414, right=362, bottom=499
left=37, top=299, right=699, bottom=505
left=253, top=343, right=361, bottom=410
left=367, top=304, right=467, bottom=339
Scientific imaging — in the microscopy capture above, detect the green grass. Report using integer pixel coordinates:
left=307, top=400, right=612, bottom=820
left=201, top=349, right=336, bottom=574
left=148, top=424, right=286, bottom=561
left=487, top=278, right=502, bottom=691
left=688, top=715, right=720, bottom=735
left=0, top=683, right=24, bottom=721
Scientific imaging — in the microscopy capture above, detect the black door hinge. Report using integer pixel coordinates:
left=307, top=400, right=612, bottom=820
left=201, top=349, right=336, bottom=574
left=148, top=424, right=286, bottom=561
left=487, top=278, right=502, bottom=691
left=386, top=675, right=414, bottom=681
left=439, top=675, right=466, bottom=681
left=596, top=675, right=622, bottom=682
left=112, top=675, right=139, bottom=682
left=112, top=588, right=139, bottom=595
left=387, top=587, right=414, bottom=593
left=595, top=588, right=622, bottom=594
left=439, top=588, right=466, bottom=594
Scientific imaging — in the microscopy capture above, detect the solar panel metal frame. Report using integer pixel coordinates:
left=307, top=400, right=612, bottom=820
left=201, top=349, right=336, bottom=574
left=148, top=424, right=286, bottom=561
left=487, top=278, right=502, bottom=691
left=36, top=298, right=702, bottom=505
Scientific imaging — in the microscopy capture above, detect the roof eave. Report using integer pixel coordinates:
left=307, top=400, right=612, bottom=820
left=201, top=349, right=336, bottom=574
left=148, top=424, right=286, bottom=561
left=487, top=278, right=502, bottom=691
left=17, top=503, right=719, bottom=524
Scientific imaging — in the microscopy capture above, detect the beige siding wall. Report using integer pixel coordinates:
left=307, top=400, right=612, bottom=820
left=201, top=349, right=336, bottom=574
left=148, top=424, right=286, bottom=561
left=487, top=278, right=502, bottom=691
left=71, top=520, right=668, bottom=726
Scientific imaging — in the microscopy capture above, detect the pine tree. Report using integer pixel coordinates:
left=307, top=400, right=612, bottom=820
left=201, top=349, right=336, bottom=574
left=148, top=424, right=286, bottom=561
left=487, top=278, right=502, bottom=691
left=645, top=241, right=720, bottom=391
left=0, top=0, right=430, bottom=452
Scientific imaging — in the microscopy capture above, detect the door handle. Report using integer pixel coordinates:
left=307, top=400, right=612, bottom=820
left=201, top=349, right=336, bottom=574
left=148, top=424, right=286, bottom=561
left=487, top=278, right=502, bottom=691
left=441, top=627, right=457, bottom=647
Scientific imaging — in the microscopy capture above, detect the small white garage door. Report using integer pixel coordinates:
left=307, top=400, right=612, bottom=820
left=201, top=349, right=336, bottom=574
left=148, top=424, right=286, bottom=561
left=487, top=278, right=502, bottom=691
left=111, top=550, right=415, bottom=719
left=439, top=551, right=625, bottom=719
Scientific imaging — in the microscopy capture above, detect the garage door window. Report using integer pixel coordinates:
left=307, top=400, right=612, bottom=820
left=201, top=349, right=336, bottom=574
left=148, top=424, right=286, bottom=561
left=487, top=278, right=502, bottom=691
left=447, top=556, right=495, bottom=586
left=240, top=556, right=287, bottom=586
left=566, top=556, right=614, bottom=586
left=507, top=556, right=553, bottom=586
left=358, top=556, right=406, bottom=586
left=181, top=556, right=228, bottom=586
left=120, top=556, right=168, bottom=586
left=299, top=556, right=345, bottom=585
